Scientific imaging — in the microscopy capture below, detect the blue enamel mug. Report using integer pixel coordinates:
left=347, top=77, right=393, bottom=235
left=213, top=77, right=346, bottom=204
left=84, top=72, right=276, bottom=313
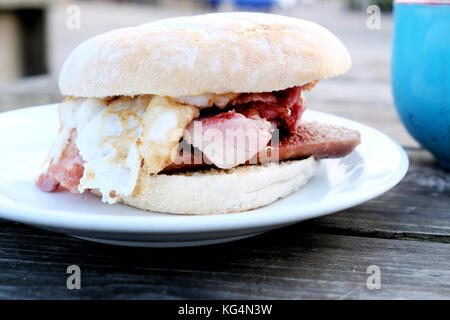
left=392, top=0, right=450, bottom=168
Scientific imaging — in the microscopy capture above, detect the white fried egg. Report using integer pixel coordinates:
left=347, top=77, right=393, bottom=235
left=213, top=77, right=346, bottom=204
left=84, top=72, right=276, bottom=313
left=139, top=96, right=198, bottom=174
left=175, top=92, right=239, bottom=108
left=53, top=95, right=199, bottom=204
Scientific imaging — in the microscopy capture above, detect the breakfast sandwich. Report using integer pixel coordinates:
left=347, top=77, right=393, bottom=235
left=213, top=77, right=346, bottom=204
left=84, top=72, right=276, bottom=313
left=36, top=12, right=361, bottom=214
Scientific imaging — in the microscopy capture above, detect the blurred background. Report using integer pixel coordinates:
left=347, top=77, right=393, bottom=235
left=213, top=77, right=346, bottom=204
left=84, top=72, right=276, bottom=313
left=1, top=0, right=412, bottom=144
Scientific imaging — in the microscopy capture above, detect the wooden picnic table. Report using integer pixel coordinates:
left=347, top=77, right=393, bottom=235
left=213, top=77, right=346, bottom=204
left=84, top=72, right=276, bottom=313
left=1, top=78, right=449, bottom=300
left=0, top=3, right=449, bottom=300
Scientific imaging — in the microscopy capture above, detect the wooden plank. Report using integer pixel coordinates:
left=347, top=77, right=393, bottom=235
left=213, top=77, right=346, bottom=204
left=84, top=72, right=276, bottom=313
left=303, top=148, right=450, bottom=242
left=0, top=221, right=449, bottom=299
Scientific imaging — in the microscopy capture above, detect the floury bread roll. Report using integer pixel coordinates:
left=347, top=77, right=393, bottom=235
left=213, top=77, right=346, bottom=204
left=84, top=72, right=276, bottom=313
left=59, top=12, right=351, bottom=97
left=36, top=12, right=361, bottom=215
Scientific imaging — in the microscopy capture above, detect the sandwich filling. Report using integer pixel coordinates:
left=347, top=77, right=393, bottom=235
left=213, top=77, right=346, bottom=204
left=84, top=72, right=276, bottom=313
left=36, top=82, right=361, bottom=203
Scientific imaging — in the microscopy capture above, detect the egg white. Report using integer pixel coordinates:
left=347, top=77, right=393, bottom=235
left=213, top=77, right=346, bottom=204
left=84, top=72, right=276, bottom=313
left=52, top=95, right=199, bottom=204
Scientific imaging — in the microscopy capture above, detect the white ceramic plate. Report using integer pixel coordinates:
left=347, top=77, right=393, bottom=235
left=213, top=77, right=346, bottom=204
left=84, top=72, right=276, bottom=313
left=0, top=104, right=408, bottom=247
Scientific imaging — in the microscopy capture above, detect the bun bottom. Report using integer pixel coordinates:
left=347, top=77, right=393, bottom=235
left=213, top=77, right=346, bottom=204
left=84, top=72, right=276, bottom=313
left=91, top=157, right=318, bottom=215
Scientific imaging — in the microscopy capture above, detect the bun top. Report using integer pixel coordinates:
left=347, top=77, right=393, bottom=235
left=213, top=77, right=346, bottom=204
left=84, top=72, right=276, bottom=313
left=59, top=12, right=351, bottom=98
